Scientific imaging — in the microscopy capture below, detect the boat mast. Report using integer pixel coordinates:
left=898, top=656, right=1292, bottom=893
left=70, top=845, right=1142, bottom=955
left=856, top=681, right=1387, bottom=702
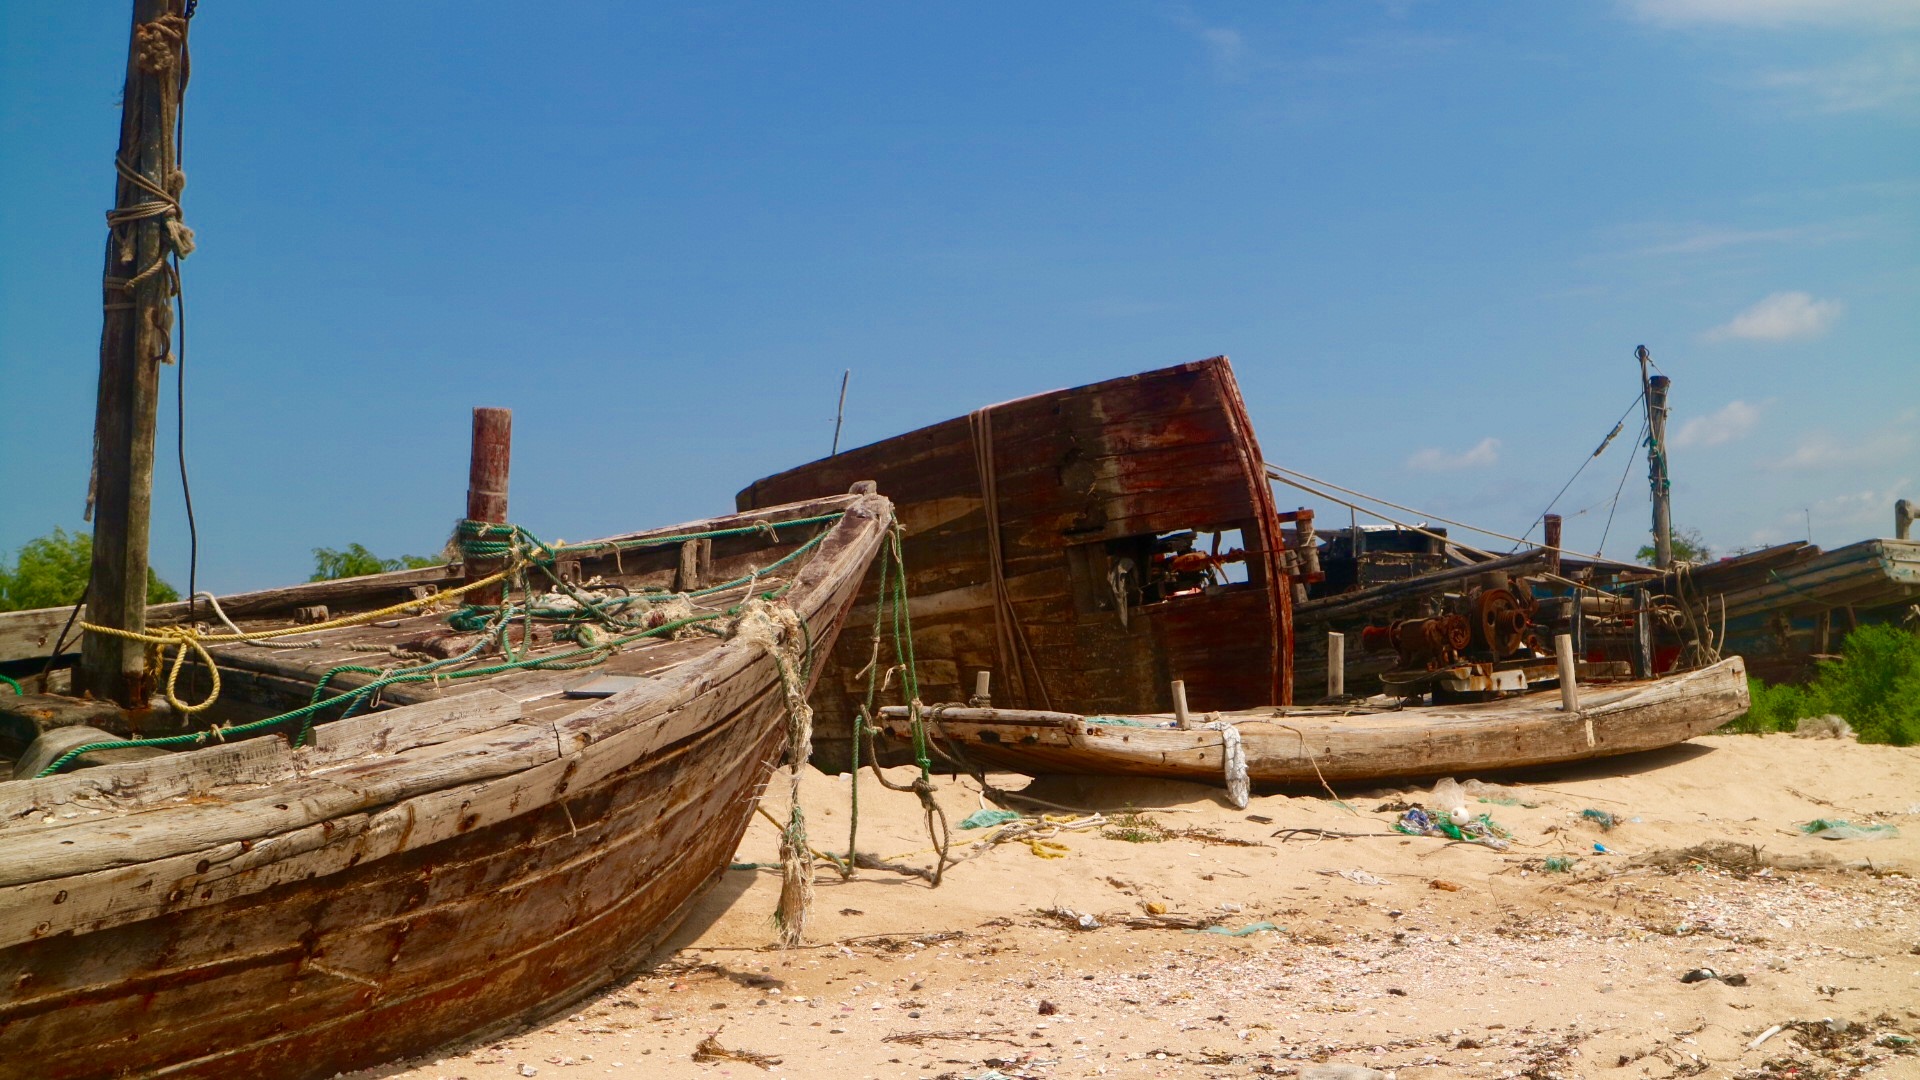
left=78, top=0, right=194, bottom=707
left=1637, top=344, right=1673, bottom=569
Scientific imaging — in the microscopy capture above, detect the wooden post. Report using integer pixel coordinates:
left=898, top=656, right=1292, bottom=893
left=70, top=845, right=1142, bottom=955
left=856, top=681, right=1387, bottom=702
left=1632, top=585, right=1653, bottom=677
left=1326, top=631, right=1345, bottom=699
left=1555, top=633, right=1579, bottom=715
left=970, top=670, right=992, bottom=706
left=1542, top=513, right=1562, bottom=577
left=465, top=408, right=513, bottom=607
left=1171, top=679, right=1191, bottom=730
left=1639, top=346, right=1673, bottom=568
left=77, top=0, right=192, bottom=708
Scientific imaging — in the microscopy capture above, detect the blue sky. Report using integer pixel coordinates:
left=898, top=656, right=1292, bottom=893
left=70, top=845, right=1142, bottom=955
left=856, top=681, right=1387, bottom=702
left=3, top=1, right=1914, bottom=592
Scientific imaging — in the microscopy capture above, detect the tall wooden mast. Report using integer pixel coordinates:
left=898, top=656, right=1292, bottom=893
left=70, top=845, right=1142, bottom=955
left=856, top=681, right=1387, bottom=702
left=1637, top=345, right=1673, bottom=569
left=77, top=0, right=194, bottom=707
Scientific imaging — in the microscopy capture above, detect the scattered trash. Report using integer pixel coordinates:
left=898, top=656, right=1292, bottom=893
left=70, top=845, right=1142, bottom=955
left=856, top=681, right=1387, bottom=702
left=968, top=1071, right=1014, bottom=1080
left=1581, top=808, right=1620, bottom=831
left=1299, top=1065, right=1388, bottom=1080
left=1246, top=814, right=1274, bottom=824
left=1317, top=868, right=1389, bottom=886
left=1592, top=843, right=1613, bottom=855
left=958, top=809, right=1023, bottom=830
left=1394, top=806, right=1512, bottom=849
left=1194, top=921, right=1281, bottom=937
left=1680, top=968, right=1748, bottom=986
left=1430, top=777, right=1471, bottom=825
left=691, top=1029, right=781, bottom=1070
left=1799, top=818, right=1899, bottom=841
left=1749, top=1023, right=1787, bottom=1050
left=1428, top=879, right=1462, bottom=892
left=1542, top=855, right=1576, bottom=872
left=1793, top=714, right=1855, bottom=739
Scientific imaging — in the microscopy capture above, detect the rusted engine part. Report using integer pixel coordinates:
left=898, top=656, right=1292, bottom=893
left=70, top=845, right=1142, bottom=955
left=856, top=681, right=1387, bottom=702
left=1360, top=579, right=1541, bottom=670
left=1361, top=614, right=1470, bottom=669
left=1143, top=529, right=1249, bottom=600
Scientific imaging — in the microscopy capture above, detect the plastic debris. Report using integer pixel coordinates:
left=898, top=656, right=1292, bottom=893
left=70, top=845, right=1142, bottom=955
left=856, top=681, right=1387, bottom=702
left=1581, top=808, right=1619, bottom=831
left=1195, top=921, right=1281, bottom=937
left=1394, top=806, right=1512, bottom=849
left=958, top=809, right=1023, bottom=830
left=1543, top=855, right=1576, bottom=872
left=1680, top=968, right=1748, bottom=986
left=1799, top=818, right=1899, bottom=841
left=1593, top=842, right=1612, bottom=854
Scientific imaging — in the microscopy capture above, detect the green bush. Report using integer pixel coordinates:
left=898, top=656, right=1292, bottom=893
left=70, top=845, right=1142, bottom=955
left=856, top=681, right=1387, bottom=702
left=1729, top=623, right=1920, bottom=745
left=0, top=528, right=178, bottom=611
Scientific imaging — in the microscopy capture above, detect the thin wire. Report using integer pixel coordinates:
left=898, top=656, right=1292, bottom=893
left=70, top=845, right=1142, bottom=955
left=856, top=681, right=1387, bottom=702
left=1595, top=419, right=1648, bottom=558
left=1511, top=391, right=1644, bottom=551
left=1265, top=462, right=1580, bottom=558
left=173, top=17, right=199, bottom=619
left=1265, top=467, right=1615, bottom=595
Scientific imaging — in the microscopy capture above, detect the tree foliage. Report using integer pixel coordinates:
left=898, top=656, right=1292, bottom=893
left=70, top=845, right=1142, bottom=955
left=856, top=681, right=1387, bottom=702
left=310, top=543, right=440, bottom=582
left=1637, top=526, right=1711, bottom=566
left=1731, top=623, right=1920, bottom=745
left=0, top=528, right=179, bottom=611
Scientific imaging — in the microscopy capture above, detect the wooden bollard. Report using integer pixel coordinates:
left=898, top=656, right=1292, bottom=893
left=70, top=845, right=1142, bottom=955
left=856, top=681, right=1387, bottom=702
left=1556, top=632, right=1594, bottom=747
left=970, top=670, right=992, bottom=707
left=1171, top=679, right=1191, bottom=730
left=465, top=407, right=513, bottom=607
left=1543, top=513, right=1562, bottom=577
left=1327, top=631, right=1345, bottom=699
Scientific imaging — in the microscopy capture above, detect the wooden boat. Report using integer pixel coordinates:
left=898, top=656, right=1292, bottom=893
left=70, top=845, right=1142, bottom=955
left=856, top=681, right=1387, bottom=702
left=0, top=490, right=892, bottom=1080
left=876, top=655, right=1749, bottom=788
left=738, top=356, right=1312, bottom=771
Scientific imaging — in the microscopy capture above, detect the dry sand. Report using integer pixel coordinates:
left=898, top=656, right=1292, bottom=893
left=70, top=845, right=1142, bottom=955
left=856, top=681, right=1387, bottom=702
left=362, top=734, right=1920, bottom=1080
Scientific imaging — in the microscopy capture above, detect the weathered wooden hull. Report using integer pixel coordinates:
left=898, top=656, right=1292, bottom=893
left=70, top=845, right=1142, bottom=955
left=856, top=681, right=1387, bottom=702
left=0, top=495, right=892, bottom=1080
left=738, top=357, right=1295, bottom=772
left=879, top=656, right=1749, bottom=786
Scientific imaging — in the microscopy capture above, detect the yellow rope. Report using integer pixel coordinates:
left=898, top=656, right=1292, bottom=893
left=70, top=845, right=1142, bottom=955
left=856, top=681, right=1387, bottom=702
left=79, top=563, right=520, bottom=715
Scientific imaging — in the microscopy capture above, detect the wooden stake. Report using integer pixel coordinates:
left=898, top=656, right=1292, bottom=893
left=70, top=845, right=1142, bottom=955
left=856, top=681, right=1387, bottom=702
left=465, top=408, right=512, bottom=607
left=1326, top=631, right=1345, bottom=699
left=971, top=669, right=992, bottom=706
left=78, top=0, right=191, bottom=708
left=1543, top=513, right=1562, bottom=577
left=1632, top=585, right=1653, bottom=678
left=1555, top=633, right=1579, bottom=715
left=1171, top=679, right=1191, bottom=730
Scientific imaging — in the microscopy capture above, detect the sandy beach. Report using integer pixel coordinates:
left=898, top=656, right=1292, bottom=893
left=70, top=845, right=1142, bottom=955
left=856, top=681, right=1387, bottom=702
left=363, top=734, right=1920, bottom=1080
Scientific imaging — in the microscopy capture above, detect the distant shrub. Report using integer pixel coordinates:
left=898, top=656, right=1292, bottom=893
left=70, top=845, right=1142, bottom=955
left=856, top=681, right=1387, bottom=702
left=1727, top=623, right=1920, bottom=745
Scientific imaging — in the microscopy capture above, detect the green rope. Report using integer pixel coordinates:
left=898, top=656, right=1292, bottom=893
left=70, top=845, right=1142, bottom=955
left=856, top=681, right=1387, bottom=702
left=32, top=519, right=840, bottom=779
left=0, top=674, right=21, bottom=696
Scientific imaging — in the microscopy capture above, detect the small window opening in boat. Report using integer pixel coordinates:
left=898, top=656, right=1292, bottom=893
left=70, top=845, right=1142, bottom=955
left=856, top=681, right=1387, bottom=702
left=1142, top=528, right=1249, bottom=602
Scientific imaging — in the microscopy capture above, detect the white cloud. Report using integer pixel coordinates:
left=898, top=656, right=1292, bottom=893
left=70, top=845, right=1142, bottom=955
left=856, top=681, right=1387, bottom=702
left=1764, top=430, right=1914, bottom=470
left=1406, top=437, right=1500, bottom=471
left=1672, top=399, right=1764, bottom=448
left=1812, top=478, right=1914, bottom=526
left=1621, top=221, right=1859, bottom=257
left=1170, top=11, right=1248, bottom=81
left=1760, top=43, right=1920, bottom=113
left=1703, top=291, right=1843, bottom=342
left=1624, top=0, right=1920, bottom=28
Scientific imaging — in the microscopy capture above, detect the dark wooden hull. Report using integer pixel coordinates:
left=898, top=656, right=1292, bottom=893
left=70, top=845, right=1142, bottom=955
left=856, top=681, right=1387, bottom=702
left=880, top=657, right=1750, bottom=787
left=738, top=357, right=1295, bottom=771
left=0, top=495, right=892, bottom=1080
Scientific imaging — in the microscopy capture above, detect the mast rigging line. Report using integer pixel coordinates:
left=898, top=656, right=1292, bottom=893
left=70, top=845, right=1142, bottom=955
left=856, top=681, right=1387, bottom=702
left=1261, top=463, right=1620, bottom=597
left=1511, top=391, right=1644, bottom=552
